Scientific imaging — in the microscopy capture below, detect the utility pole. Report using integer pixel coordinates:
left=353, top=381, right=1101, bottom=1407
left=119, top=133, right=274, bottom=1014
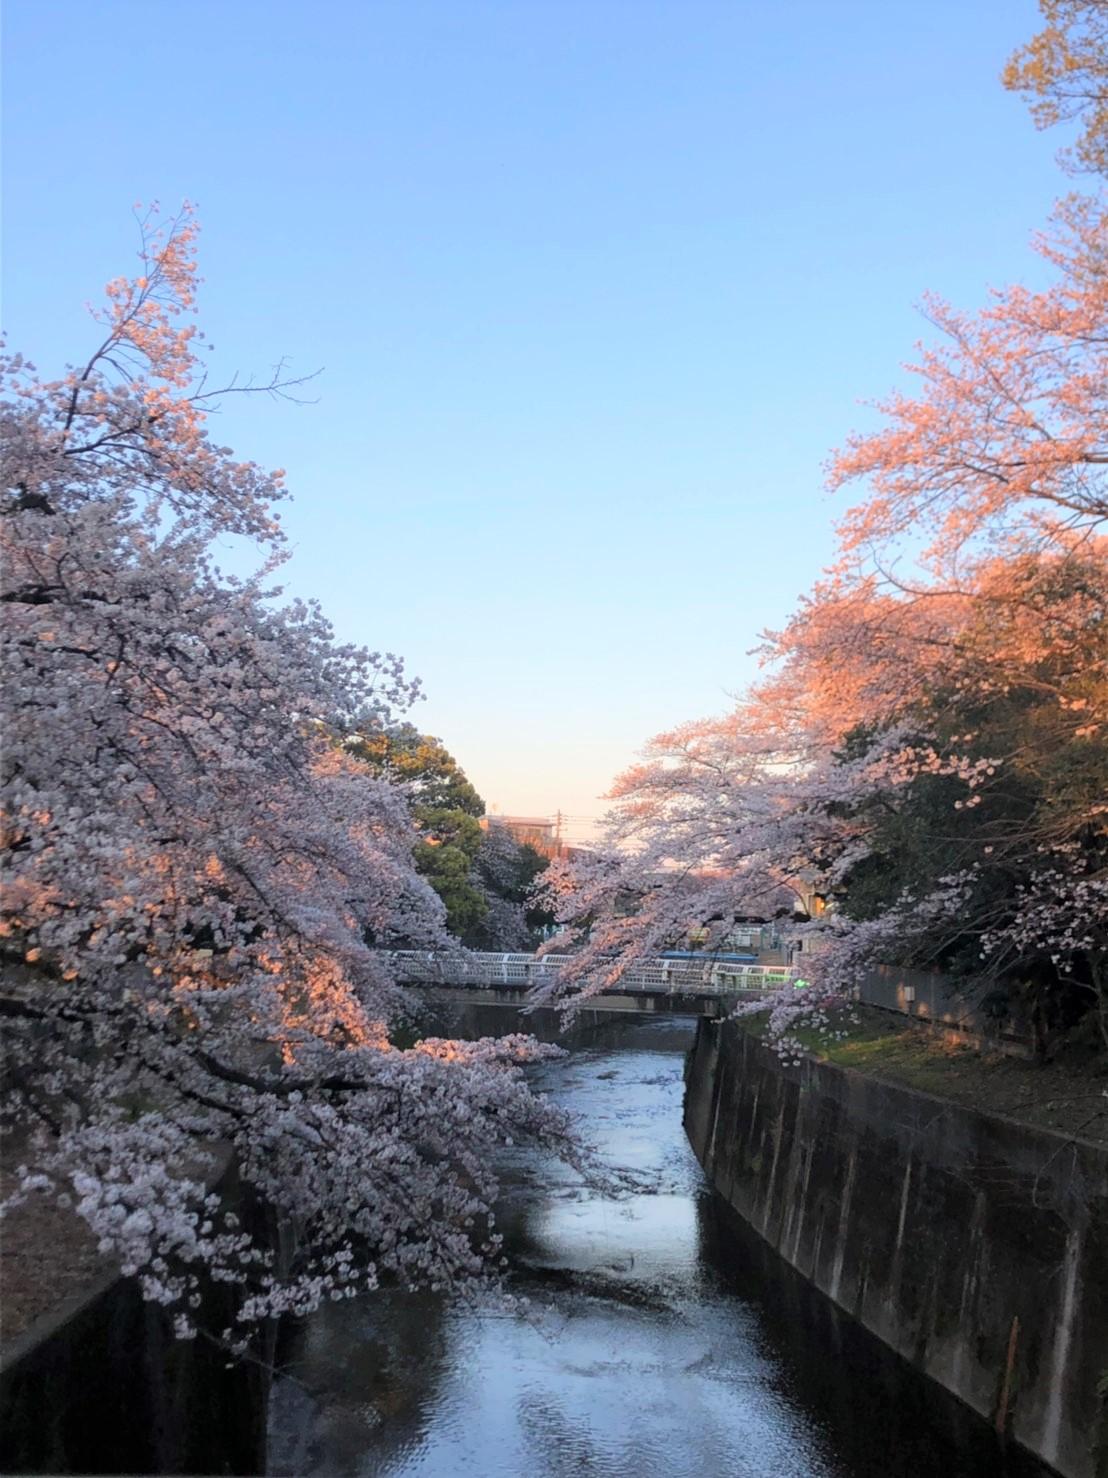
left=555, top=809, right=563, bottom=853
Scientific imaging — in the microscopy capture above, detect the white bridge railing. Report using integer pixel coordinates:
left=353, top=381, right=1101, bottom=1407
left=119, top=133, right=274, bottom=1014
left=388, top=951, right=797, bottom=996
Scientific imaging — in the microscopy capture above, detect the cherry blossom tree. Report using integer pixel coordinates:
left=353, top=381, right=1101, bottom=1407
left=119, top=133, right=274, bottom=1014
left=1004, top=0, right=1108, bottom=178
left=541, top=177, right=1108, bottom=1053
left=1, top=206, right=579, bottom=1346
left=467, top=825, right=553, bottom=951
left=552, top=13, right=1108, bottom=1044
left=532, top=700, right=852, bottom=1007
left=829, top=195, right=1108, bottom=574
left=776, top=549, right=1108, bottom=1047
left=807, top=141, right=1108, bottom=1043
left=540, top=534, right=1106, bottom=1051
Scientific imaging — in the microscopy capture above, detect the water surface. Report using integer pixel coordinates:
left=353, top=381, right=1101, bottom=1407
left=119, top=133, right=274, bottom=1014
left=268, top=1017, right=1047, bottom=1477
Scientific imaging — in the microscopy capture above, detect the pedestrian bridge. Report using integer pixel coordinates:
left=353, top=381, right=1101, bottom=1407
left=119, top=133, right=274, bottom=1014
left=388, top=950, right=798, bottom=1017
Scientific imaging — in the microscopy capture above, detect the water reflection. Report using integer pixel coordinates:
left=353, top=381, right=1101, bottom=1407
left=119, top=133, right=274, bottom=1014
left=268, top=1018, right=1048, bottom=1478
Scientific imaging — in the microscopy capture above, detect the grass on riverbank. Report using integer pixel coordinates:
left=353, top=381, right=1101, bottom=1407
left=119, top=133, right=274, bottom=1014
left=737, top=1006, right=1108, bottom=1146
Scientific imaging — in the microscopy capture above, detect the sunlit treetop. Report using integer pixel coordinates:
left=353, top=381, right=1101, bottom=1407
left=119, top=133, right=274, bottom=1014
left=1003, top=0, right=1108, bottom=177
left=828, top=195, right=1108, bottom=574
left=5, top=201, right=313, bottom=548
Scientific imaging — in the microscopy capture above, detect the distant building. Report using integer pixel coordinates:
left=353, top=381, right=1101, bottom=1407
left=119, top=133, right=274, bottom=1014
left=482, top=814, right=555, bottom=848
left=480, top=814, right=590, bottom=863
left=789, top=869, right=834, bottom=958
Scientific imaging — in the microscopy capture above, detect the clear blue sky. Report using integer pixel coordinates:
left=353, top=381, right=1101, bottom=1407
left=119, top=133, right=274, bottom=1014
left=4, top=1, right=1067, bottom=839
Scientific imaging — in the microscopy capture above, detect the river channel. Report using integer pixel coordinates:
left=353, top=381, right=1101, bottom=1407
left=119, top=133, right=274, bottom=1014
left=267, top=1016, right=1049, bottom=1478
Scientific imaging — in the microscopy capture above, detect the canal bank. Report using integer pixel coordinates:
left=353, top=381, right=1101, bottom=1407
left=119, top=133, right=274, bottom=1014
left=0, top=1154, right=279, bottom=1476
left=269, top=1015, right=1051, bottom=1477
left=683, top=1017, right=1108, bottom=1478
left=3, top=1009, right=1084, bottom=1476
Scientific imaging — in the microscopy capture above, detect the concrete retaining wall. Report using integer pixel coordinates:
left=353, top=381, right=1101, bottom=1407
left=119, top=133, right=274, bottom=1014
left=0, top=1267, right=270, bottom=1476
left=415, top=991, right=633, bottom=1042
left=684, top=1019, right=1108, bottom=1478
left=0, top=1162, right=279, bottom=1476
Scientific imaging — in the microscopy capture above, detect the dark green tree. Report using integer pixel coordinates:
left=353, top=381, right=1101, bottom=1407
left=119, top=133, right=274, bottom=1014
left=347, top=724, right=484, bottom=816
left=348, top=725, right=488, bottom=937
left=348, top=726, right=557, bottom=946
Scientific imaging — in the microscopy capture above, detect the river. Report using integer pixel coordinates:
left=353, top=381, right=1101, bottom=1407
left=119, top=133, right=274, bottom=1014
left=267, top=1016, right=1049, bottom=1478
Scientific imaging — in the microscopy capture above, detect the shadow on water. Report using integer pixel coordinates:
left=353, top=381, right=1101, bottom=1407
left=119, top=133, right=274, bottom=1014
left=267, top=1015, right=1054, bottom=1478
left=267, top=1285, right=451, bottom=1477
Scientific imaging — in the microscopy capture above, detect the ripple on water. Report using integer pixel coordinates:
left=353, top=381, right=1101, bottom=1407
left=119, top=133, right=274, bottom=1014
left=268, top=1030, right=1050, bottom=1478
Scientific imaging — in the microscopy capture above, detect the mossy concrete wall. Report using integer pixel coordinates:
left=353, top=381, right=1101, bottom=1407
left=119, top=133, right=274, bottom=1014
left=684, top=1019, right=1108, bottom=1478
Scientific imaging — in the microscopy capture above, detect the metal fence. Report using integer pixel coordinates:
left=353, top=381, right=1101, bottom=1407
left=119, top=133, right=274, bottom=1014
left=387, top=950, right=797, bottom=996
left=388, top=951, right=1029, bottom=1047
